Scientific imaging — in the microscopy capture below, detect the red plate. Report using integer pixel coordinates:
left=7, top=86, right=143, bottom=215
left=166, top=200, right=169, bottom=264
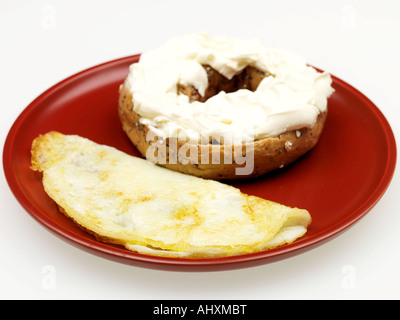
left=3, top=55, right=397, bottom=271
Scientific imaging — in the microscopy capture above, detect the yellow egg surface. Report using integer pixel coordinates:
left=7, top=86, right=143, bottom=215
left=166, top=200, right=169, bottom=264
left=31, top=132, right=311, bottom=258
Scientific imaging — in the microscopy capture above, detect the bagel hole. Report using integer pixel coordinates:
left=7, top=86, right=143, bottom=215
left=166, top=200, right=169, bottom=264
left=178, top=65, right=271, bottom=103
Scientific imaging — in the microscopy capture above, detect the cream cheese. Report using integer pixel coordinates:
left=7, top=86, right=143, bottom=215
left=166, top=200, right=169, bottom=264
left=126, top=33, right=334, bottom=144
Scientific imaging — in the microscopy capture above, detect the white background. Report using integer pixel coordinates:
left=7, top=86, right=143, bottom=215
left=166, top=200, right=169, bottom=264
left=1, top=0, right=399, bottom=300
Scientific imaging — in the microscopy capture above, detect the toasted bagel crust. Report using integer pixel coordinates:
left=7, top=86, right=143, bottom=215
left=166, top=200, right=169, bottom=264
left=118, top=81, right=327, bottom=180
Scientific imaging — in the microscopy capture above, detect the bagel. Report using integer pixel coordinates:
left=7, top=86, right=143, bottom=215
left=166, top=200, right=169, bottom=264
left=118, top=33, right=334, bottom=180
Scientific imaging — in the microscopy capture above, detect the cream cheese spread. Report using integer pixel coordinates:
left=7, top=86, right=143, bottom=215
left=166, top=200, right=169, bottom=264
left=125, top=33, right=334, bottom=144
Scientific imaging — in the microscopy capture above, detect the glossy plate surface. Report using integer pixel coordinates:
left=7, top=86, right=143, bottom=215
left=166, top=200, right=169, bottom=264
left=3, top=55, right=397, bottom=270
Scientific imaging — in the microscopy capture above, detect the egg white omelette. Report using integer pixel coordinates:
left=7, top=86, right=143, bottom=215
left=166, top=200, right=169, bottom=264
left=30, top=132, right=311, bottom=258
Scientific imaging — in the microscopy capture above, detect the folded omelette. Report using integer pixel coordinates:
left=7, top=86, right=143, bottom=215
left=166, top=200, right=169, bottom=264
left=31, top=132, right=311, bottom=258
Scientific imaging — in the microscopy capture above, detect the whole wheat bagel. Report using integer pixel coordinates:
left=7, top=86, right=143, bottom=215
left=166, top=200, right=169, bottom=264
left=118, top=63, right=327, bottom=180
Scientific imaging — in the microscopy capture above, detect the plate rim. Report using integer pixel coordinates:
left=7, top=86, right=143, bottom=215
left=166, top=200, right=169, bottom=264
left=2, top=54, right=397, bottom=270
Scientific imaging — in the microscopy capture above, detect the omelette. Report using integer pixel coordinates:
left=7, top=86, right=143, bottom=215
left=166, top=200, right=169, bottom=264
left=30, top=132, right=311, bottom=258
